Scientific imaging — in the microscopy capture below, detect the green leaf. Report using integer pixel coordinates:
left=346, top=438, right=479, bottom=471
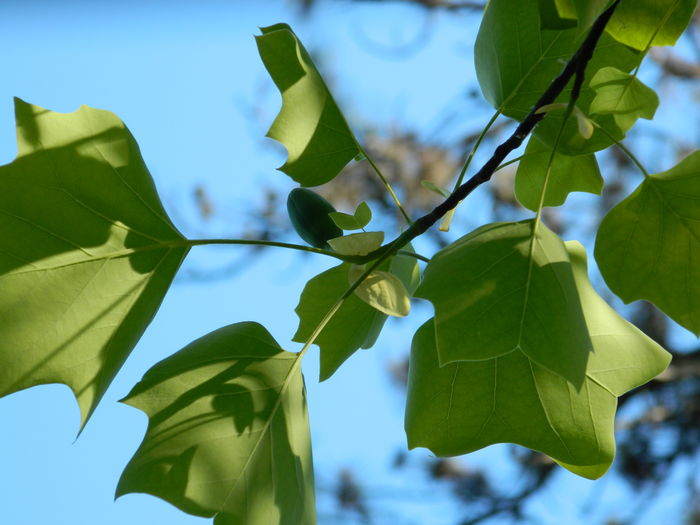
left=538, top=0, right=577, bottom=30
left=589, top=66, right=659, bottom=132
left=294, top=252, right=419, bottom=380
left=474, top=0, right=640, bottom=155
left=606, top=0, right=697, bottom=51
left=327, top=231, right=384, bottom=255
left=349, top=266, right=411, bottom=317
left=415, top=220, right=592, bottom=386
left=0, top=99, right=188, bottom=427
left=329, top=211, right=362, bottom=231
left=117, top=322, right=315, bottom=525
left=595, top=151, right=700, bottom=335
left=421, top=180, right=451, bottom=198
left=406, top=242, right=669, bottom=480
left=256, top=24, right=361, bottom=187
left=353, top=201, right=372, bottom=229
left=515, top=136, right=603, bottom=211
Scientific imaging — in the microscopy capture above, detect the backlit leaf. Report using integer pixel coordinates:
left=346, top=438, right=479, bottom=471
left=294, top=252, right=419, bottom=380
left=406, top=242, right=669, bottom=479
left=589, top=67, right=659, bottom=132
left=349, top=266, right=411, bottom=317
left=415, top=220, right=592, bottom=385
left=256, top=24, right=360, bottom=187
left=327, top=231, right=384, bottom=256
left=474, top=0, right=639, bottom=155
left=595, top=151, right=700, bottom=334
left=0, top=99, right=188, bottom=427
left=117, top=322, right=315, bottom=525
left=515, top=136, right=603, bottom=211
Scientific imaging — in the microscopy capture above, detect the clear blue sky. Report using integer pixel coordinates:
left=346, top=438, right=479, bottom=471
left=0, top=2, right=695, bottom=524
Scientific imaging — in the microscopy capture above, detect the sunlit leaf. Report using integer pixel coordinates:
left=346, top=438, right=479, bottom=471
left=589, top=66, right=659, bottom=132
left=406, top=242, right=669, bottom=480
left=294, top=252, right=419, bottom=380
left=117, top=322, right=315, bottom=525
left=595, top=151, right=700, bottom=334
left=415, top=220, right=592, bottom=385
left=515, top=136, right=603, bottom=211
left=327, top=231, right=384, bottom=256
left=474, top=0, right=639, bottom=155
left=256, top=24, right=360, bottom=187
left=606, top=0, right=697, bottom=51
left=349, top=265, right=411, bottom=317
left=0, top=99, right=188, bottom=427
left=353, top=201, right=372, bottom=229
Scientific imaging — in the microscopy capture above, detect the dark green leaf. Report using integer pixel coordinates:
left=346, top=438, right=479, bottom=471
left=0, top=99, right=188, bottom=427
left=515, top=136, right=603, bottom=211
left=406, top=242, right=669, bottom=479
left=117, top=322, right=315, bottom=525
left=415, top=220, right=591, bottom=386
left=256, top=24, right=360, bottom=187
left=595, top=151, right=700, bottom=334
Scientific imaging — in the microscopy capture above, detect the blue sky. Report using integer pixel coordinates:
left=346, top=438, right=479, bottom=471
left=0, top=2, right=697, bottom=524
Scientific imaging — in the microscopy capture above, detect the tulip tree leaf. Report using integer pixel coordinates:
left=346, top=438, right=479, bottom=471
left=415, top=220, right=592, bottom=386
left=0, top=99, right=189, bottom=427
left=406, top=242, right=670, bottom=480
left=294, top=252, right=419, bottom=380
left=589, top=67, right=659, bottom=132
left=256, top=23, right=361, bottom=187
left=117, top=322, right=315, bottom=525
left=606, top=0, right=697, bottom=51
left=595, top=151, right=700, bottom=335
left=349, top=266, right=411, bottom=317
left=515, top=136, right=603, bottom=211
left=327, top=231, right=384, bottom=256
left=329, top=201, right=372, bottom=231
left=475, top=0, right=639, bottom=155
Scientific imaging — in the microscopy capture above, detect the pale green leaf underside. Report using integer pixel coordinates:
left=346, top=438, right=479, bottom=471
left=589, top=66, right=659, bottom=132
left=515, top=136, right=603, bottom=211
left=0, top=99, right=188, bottom=427
left=294, top=252, right=419, bottom=381
left=350, top=266, right=411, bottom=317
left=415, top=220, right=592, bottom=386
left=327, top=231, right=383, bottom=256
left=256, top=23, right=360, bottom=187
left=117, top=322, right=315, bottom=525
left=406, top=242, right=669, bottom=480
left=475, top=0, right=639, bottom=155
left=595, top=150, right=700, bottom=335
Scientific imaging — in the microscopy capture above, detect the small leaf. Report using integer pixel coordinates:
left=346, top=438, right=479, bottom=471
left=595, top=150, right=700, bottom=335
left=349, top=266, right=411, bottom=317
left=415, top=220, right=592, bottom=386
left=329, top=211, right=362, bottom=231
left=406, top=243, right=669, bottom=480
left=353, top=201, right=372, bottom=229
left=117, top=322, right=315, bottom=525
left=327, top=231, right=384, bottom=255
left=515, top=136, right=603, bottom=211
left=0, top=99, right=189, bottom=428
left=294, top=252, right=419, bottom=380
left=256, top=24, right=360, bottom=187
left=574, top=109, right=594, bottom=139
left=589, top=66, right=659, bottom=132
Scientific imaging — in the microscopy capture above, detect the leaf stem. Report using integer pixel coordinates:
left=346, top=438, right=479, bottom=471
left=594, top=125, right=650, bottom=178
left=360, top=146, right=413, bottom=225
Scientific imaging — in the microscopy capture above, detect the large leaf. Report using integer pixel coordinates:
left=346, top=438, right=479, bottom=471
left=0, top=99, right=188, bottom=426
left=256, top=23, right=360, bottom=187
left=595, top=151, right=700, bottom=335
left=117, top=322, right=315, bottom=525
left=406, top=242, right=670, bottom=479
left=589, top=66, right=659, bottom=132
left=293, top=252, right=420, bottom=381
left=474, top=0, right=639, bottom=155
left=415, top=220, right=592, bottom=385
left=515, top=136, right=603, bottom=211
left=607, top=0, right=697, bottom=51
